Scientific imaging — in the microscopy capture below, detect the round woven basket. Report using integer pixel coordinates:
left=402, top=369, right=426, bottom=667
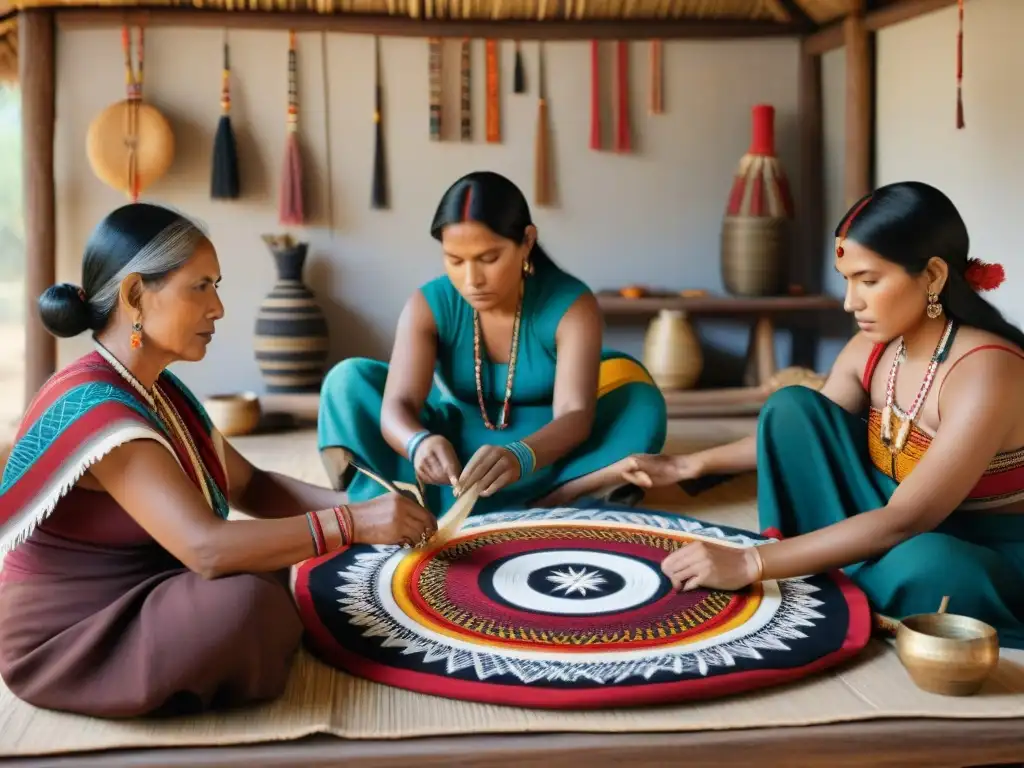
left=86, top=100, right=175, bottom=197
left=721, top=216, right=788, bottom=297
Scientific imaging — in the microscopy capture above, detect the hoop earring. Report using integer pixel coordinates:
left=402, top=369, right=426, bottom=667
left=925, top=292, right=943, bottom=319
left=130, top=321, right=143, bottom=349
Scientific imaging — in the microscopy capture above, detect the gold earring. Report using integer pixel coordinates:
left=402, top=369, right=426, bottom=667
left=925, top=292, right=943, bottom=319
left=522, top=258, right=534, bottom=277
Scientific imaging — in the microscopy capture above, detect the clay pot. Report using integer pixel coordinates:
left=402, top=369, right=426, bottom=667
left=642, top=309, right=703, bottom=390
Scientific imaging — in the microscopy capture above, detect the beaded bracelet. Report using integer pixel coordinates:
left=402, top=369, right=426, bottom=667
left=305, top=510, right=327, bottom=557
left=406, top=430, right=432, bottom=464
left=505, top=440, right=537, bottom=478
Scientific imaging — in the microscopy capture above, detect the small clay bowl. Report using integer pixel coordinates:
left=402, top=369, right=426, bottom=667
left=895, top=612, right=999, bottom=696
left=202, top=392, right=262, bottom=437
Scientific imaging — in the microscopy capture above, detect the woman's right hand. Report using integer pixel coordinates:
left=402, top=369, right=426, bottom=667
left=349, top=493, right=438, bottom=547
left=413, top=435, right=463, bottom=487
left=620, top=453, right=703, bottom=489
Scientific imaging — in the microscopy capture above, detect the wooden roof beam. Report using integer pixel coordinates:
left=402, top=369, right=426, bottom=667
left=805, top=0, right=957, bottom=54
left=56, top=9, right=809, bottom=39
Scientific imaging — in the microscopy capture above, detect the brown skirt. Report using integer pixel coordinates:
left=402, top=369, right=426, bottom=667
left=0, top=529, right=303, bottom=718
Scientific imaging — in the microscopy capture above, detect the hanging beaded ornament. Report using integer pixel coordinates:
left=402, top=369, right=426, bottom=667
left=881, top=318, right=957, bottom=454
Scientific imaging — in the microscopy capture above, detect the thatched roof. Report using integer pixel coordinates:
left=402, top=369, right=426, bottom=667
left=0, top=0, right=856, bottom=83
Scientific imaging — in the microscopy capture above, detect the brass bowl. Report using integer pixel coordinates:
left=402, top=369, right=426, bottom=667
left=202, top=392, right=262, bottom=437
left=895, top=612, right=999, bottom=696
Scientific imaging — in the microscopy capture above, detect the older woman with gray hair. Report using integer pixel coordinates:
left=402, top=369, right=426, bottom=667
left=0, top=202, right=432, bottom=718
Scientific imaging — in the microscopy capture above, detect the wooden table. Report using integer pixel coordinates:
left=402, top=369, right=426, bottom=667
left=596, top=292, right=846, bottom=418
left=9, top=718, right=1024, bottom=767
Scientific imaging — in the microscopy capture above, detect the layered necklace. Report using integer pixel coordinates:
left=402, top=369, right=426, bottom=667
left=473, top=283, right=524, bottom=431
left=94, top=342, right=217, bottom=510
left=880, top=318, right=957, bottom=454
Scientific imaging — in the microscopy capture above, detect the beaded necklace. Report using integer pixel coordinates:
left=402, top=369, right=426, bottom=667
left=473, top=283, right=524, bottom=431
left=94, top=342, right=216, bottom=510
left=881, top=318, right=956, bottom=454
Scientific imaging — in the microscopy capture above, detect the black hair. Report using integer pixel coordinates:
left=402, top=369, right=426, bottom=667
left=838, top=181, right=1024, bottom=349
left=38, top=203, right=206, bottom=338
left=429, top=170, right=555, bottom=271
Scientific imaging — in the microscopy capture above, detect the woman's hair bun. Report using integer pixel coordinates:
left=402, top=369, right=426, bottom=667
left=38, top=282, right=93, bottom=338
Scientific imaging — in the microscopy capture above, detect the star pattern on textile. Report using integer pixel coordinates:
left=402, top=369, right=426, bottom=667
left=545, top=566, right=608, bottom=597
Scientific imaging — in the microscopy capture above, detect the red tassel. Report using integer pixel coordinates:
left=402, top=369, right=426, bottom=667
left=615, top=41, right=630, bottom=153
left=279, top=30, right=304, bottom=225
left=589, top=40, right=601, bottom=151
left=956, top=0, right=965, bottom=130
left=279, top=133, right=304, bottom=225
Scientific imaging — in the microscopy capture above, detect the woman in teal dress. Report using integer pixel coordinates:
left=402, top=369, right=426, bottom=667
left=318, top=171, right=667, bottom=522
left=618, top=181, right=1024, bottom=648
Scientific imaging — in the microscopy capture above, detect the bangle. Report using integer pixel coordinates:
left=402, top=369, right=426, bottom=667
left=406, top=430, right=432, bottom=464
left=332, top=504, right=355, bottom=547
left=505, top=440, right=537, bottom=478
left=306, top=511, right=327, bottom=557
left=750, top=545, right=765, bottom=582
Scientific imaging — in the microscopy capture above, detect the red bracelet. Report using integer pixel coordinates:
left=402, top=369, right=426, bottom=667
left=332, top=505, right=351, bottom=546
left=335, top=505, right=356, bottom=548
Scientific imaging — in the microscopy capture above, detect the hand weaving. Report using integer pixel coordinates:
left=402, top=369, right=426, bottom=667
left=292, top=503, right=872, bottom=709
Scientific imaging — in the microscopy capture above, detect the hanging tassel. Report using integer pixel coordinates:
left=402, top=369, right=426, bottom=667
left=278, top=30, right=304, bottom=226
left=649, top=40, right=663, bottom=115
left=371, top=36, right=388, bottom=210
left=513, top=40, right=526, bottom=93
left=955, top=0, right=965, bottom=130
left=211, top=34, right=240, bottom=199
left=535, top=43, right=552, bottom=207
left=485, top=39, right=501, bottom=143
left=460, top=38, right=472, bottom=141
left=589, top=40, right=601, bottom=151
left=428, top=38, right=442, bottom=141
left=615, top=41, right=631, bottom=153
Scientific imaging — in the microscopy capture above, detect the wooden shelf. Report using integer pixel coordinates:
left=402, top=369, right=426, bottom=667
left=596, top=292, right=843, bottom=317
left=597, top=291, right=843, bottom=418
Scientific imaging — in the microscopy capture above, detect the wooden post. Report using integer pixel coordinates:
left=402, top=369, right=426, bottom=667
left=20, top=10, right=57, bottom=406
left=792, top=42, right=825, bottom=369
left=843, top=6, right=873, bottom=206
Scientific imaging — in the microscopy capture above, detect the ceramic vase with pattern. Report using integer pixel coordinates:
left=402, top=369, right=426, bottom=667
left=253, top=236, right=329, bottom=393
left=720, top=104, right=795, bottom=297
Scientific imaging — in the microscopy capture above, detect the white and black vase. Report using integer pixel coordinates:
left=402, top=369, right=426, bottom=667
left=253, top=238, right=329, bottom=393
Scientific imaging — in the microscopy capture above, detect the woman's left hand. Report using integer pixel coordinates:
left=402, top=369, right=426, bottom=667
left=661, top=541, right=762, bottom=591
left=456, top=445, right=521, bottom=498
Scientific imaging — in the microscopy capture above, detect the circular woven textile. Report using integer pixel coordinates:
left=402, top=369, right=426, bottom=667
left=292, top=506, right=871, bottom=709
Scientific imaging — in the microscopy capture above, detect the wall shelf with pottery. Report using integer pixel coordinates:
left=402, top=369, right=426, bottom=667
left=597, top=292, right=844, bottom=418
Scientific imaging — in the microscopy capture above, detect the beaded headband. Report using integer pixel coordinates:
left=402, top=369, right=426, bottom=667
left=835, top=195, right=872, bottom=258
